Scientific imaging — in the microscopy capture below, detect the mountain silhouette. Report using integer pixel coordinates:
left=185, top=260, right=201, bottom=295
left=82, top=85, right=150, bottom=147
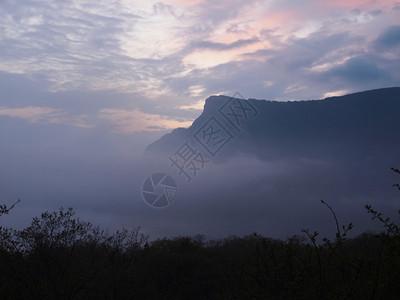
left=146, top=87, right=400, bottom=163
left=141, top=87, right=400, bottom=238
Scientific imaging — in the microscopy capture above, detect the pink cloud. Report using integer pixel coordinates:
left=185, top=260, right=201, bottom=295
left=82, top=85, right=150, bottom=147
left=163, top=0, right=203, bottom=7
left=327, top=0, right=395, bottom=8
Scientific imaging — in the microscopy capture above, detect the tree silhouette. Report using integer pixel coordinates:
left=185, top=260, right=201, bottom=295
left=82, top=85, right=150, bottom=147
left=0, top=168, right=399, bottom=299
left=0, top=199, right=20, bottom=217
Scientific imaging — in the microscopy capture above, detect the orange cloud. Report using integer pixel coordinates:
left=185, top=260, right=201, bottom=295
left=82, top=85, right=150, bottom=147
left=0, top=106, right=93, bottom=128
left=165, top=0, right=203, bottom=6
left=98, top=108, right=193, bottom=133
left=0, top=106, right=62, bottom=122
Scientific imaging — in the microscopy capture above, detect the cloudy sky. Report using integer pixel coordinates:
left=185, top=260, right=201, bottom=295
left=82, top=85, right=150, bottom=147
left=0, top=0, right=400, bottom=238
left=1, top=0, right=400, bottom=132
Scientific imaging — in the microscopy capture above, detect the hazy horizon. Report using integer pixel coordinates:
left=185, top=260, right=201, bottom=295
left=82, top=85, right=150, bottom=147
left=1, top=0, right=400, bottom=240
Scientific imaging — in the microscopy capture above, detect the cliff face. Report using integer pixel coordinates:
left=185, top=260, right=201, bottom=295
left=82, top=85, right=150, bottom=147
left=145, top=87, right=400, bottom=162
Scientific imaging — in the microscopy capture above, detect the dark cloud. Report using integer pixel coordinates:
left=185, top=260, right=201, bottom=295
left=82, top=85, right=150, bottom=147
left=239, top=49, right=275, bottom=59
left=192, top=0, right=259, bottom=28
left=193, top=37, right=259, bottom=51
left=326, top=56, right=387, bottom=83
left=279, top=31, right=352, bottom=71
left=375, top=25, right=400, bottom=48
left=367, top=10, right=383, bottom=17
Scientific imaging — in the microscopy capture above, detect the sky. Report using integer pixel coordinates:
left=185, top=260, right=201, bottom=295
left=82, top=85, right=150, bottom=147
left=0, top=0, right=400, bottom=239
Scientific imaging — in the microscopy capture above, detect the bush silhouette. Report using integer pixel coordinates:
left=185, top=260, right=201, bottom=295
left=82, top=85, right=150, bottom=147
left=0, top=167, right=398, bottom=299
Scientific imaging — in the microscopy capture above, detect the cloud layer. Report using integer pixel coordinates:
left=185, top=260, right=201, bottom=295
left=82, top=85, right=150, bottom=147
left=1, top=0, right=399, bottom=105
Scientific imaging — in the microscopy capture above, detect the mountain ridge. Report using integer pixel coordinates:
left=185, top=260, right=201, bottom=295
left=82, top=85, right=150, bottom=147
left=146, top=87, right=400, bottom=160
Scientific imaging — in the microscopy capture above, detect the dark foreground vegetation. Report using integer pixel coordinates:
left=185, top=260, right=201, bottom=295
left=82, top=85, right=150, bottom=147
left=0, top=169, right=399, bottom=299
